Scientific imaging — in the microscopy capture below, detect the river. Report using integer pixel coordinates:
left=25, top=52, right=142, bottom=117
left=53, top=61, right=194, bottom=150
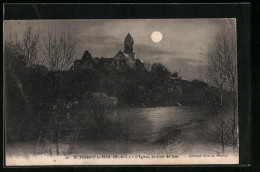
left=73, top=106, right=209, bottom=155
left=5, top=106, right=210, bottom=156
left=5, top=106, right=239, bottom=165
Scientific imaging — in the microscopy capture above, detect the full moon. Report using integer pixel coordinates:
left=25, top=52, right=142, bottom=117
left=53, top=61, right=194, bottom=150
left=151, top=31, right=163, bottom=42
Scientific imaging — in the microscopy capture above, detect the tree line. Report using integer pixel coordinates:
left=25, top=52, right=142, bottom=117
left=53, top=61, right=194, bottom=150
left=5, top=23, right=76, bottom=71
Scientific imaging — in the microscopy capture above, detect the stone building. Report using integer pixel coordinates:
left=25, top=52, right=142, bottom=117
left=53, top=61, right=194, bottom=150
left=73, top=33, right=144, bottom=71
left=74, top=51, right=94, bottom=70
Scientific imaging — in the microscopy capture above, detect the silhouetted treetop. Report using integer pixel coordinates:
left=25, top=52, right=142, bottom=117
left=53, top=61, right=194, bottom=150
left=151, top=63, right=171, bottom=76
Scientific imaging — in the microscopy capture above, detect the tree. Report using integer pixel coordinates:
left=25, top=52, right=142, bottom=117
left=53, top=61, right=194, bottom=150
left=40, top=29, right=76, bottom=71
left=151, top=63, right=171, bottom=77
left=221, top=20, right=238, bottom=150
left=4, top=33, right=27, bottom=108
left=23, top=24, right=40, bottom=66
left=205, top=20, right=238, bottom=153
left=5, top=34, right=25, bottom=68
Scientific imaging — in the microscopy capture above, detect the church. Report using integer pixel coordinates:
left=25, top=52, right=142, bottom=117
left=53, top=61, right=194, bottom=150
left=73, top=33, right=145, bottom=71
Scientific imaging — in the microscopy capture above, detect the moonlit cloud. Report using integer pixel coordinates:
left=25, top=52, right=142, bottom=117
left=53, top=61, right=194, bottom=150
left=4, top=19, right=236, bottom=80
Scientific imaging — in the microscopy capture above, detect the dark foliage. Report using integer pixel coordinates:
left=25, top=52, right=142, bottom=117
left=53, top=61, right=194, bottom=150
left=4, top=47, right=226, bottom=150
left=5, top=56, right=222, bottom=113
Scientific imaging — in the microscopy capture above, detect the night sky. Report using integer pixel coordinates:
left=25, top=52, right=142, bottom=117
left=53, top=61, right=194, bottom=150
left=4, top=19, right=236, bottom=80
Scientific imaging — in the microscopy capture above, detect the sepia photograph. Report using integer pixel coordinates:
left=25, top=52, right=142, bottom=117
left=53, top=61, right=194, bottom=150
left=4, top=18, right=239, bottom=165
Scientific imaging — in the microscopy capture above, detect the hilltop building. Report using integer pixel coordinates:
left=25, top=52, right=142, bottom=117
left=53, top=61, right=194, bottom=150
left=73, top=33, right=144, bottom=71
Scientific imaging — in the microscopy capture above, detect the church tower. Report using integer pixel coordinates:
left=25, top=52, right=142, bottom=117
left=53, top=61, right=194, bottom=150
left=124, top=33, right=135, bottom=59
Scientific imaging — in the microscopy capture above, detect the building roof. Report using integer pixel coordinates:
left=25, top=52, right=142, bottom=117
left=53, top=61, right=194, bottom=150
left=114, top=50, right=127, bottom=59
left=115, top=50, right=135, bottom=59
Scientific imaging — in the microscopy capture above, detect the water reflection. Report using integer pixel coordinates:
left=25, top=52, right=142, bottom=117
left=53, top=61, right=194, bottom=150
left=6, top=107, right=207, bottom=156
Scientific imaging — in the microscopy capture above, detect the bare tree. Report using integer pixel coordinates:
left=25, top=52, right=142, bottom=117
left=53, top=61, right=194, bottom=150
left=202, top=107, right=233, bottom=154
left=4, top=24, right=40, bottom=67
left=221, top=20, right=238, bottom=150
left=40, top=29, right=76, bottom=71
left=205, top=20, right=238, bottom=153
left=23, top=24, right=40, bottom=66
left=4, top=33, right=25, bottom=69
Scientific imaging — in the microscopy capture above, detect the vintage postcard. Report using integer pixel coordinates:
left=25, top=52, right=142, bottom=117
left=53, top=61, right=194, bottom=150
left=4, top=19, right=239, bottom=165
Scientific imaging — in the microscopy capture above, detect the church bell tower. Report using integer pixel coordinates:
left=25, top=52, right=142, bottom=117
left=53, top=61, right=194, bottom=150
left=124, top=33, right=135, bottom=59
